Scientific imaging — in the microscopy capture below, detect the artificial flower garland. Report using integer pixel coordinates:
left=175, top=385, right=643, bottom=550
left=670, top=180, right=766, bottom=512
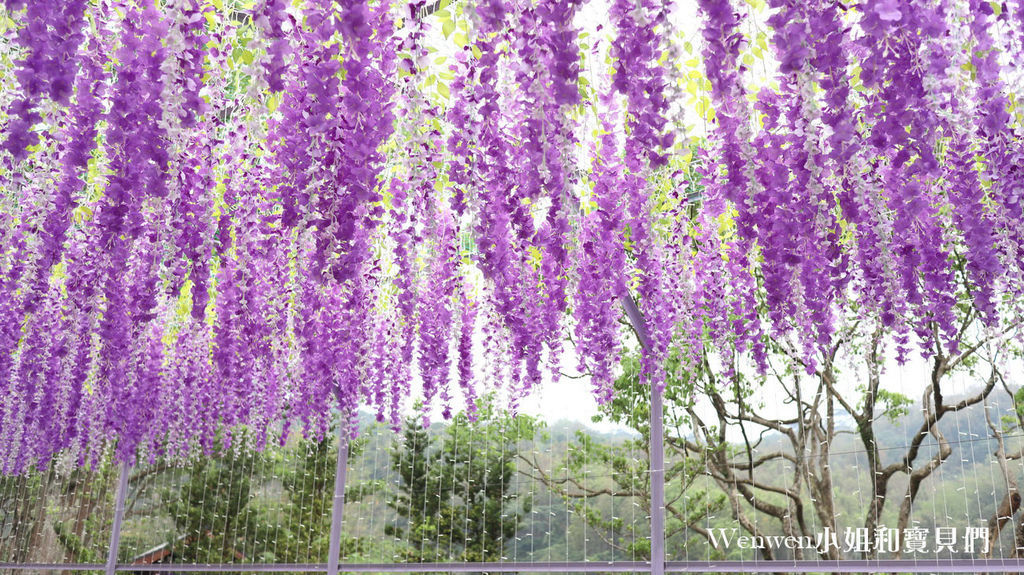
left=0, top=0, right=1022, bottom=473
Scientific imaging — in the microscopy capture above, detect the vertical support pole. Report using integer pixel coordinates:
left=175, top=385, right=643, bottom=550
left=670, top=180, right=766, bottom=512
left=105, top=461, right=130, bottom=575
left=619, top=294, right=665, bottom=575
left=327, top=424, right=350, bottom=575
left=649, top=381, right=666, bottom=575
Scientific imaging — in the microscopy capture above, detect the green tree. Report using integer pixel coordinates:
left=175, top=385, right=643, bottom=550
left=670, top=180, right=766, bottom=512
left=1, top=458, right=117, bottom=567
left=521, top=352, right=726, bottom=561
left=259, top=432, right=371, bottom=562
left=163, top=448, right=265, bottom=565
left=160, top=428, right=372, bottom=569
left=386, top=398, right=537, bottom=562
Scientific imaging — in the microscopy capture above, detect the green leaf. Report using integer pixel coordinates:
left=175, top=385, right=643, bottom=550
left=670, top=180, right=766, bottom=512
left=267, top=93, right=282, bottom=112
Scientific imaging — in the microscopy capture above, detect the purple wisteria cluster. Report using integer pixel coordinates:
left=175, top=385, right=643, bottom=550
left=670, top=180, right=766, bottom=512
left=691, top=0, right=1024, bottom=370
left=1, top=0, right=1023, bottom=472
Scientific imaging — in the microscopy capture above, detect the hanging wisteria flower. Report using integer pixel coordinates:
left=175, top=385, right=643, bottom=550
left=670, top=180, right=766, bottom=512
left=1, top=0, right=89, bottom=161
left=0, top=0, right=1022, bottom=471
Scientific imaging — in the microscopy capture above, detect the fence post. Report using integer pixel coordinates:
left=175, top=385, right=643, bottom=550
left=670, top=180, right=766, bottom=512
left=649, top=381, right=666, bottom=575
left=618, top=294, right=665, bottom=575
left=105, top=461, right=130, bottom=575
left=327, top=424, right=350, bottom=575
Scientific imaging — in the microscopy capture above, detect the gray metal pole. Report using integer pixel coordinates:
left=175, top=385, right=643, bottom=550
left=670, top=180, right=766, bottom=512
left=105, top=461, right=130, bottom=575
left=618, top=295, right=665, bottom=575
left=327, top=424, right=350, bottom=575
left=649, top=380, right=666, bottom=575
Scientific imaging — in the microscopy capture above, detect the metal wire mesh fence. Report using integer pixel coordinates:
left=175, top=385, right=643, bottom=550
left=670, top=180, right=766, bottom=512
left=0, top=456, right=116, bottom=565
left=119, top=435, right=336, bottom=567
left=5, top=376, right=1024, bottom=574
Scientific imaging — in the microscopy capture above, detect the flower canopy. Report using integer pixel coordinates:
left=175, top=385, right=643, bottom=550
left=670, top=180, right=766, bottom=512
left=0, top=0, right=1022, bottom=473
